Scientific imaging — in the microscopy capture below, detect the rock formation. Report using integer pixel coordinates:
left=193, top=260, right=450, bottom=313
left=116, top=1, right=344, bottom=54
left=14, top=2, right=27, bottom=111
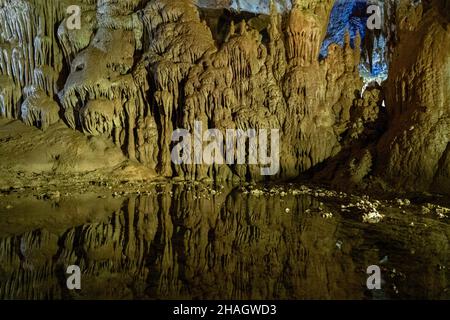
left=0, top=0, right=448, bottom=194
left=376, top=0, right=450, bottom=194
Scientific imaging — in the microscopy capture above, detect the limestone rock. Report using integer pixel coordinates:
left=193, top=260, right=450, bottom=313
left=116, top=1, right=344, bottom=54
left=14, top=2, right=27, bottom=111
left=0, top=0, right=448, bottom=195
left=376, top=0, right=450, bottom=193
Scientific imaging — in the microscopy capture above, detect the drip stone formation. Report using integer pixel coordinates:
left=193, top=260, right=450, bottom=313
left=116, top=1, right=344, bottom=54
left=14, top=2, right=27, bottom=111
left=0, top=0, right=449, bottom=195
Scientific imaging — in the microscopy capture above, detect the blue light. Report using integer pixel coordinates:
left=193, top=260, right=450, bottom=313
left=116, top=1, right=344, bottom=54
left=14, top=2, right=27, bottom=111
left=320, top=0, right=388, bottom=80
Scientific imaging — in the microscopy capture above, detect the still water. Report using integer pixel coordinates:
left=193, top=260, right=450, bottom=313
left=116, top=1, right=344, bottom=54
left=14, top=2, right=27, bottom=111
left=0, top=183, right=448, bottom=299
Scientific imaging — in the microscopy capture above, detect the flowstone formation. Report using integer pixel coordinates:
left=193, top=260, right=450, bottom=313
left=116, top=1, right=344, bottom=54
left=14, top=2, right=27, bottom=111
left=0, top=0, right=365, bottom=179
left=0, top=0, right=449, bottom=194
left=0, top=0, right=68, bottom=128
left=376, top=0, right=450, bottom=194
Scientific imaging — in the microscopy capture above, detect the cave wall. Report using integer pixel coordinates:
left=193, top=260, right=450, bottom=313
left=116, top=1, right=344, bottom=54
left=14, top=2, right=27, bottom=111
left=376, top=0, right=450, bottom=193
left=0, top=0, right=371, bottom=182
left=0, top=0, right=448, bottom=193
left=0, top=0, right=70, bottom=129
left=197, top=0, right=292, bottom=13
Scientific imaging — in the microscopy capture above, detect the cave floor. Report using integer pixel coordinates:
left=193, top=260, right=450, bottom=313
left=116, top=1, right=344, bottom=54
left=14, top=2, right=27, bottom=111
left=0, top=181, right=448, bottom=300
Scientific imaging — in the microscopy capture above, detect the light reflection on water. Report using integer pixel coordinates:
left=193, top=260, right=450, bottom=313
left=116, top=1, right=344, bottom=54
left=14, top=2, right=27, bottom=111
left=0, top=184, right=448, bottom=300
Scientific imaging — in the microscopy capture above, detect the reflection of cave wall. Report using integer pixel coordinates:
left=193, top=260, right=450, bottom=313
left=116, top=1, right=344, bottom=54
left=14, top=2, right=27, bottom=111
left=1, top=188, right=364, bottom=299
left=0, top=186, right=448, bottom=299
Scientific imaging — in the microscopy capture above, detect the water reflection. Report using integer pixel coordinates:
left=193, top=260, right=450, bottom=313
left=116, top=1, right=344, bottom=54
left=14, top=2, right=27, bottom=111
left=0, top=184, right=448, bottom=299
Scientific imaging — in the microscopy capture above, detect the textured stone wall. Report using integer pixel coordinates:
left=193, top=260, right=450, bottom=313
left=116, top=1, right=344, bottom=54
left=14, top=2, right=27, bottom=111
left=376, top=0, right=450, bottom=193
left=0, top=0, right=368, bottom=182
left=0, top=0, right=448, bottom=193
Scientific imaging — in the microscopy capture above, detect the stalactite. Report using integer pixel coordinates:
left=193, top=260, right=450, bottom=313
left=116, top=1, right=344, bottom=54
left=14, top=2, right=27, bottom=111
left=0, top=0, right=420, bottom=187
left=0, top=0, right=67, bottom=124
left=57, top=9, right=97, bottom=65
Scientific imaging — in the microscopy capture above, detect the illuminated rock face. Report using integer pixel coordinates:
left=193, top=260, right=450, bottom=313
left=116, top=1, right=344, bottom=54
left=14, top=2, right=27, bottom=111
left=0, top=0, right=448, bottom=194
left=0, top=0, right=67, bottom=122
left=0, top=0, right=362, bottom=180
left=200, top=0, right=389, bottom=80
left=376, top=0, right=450, bottom=193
